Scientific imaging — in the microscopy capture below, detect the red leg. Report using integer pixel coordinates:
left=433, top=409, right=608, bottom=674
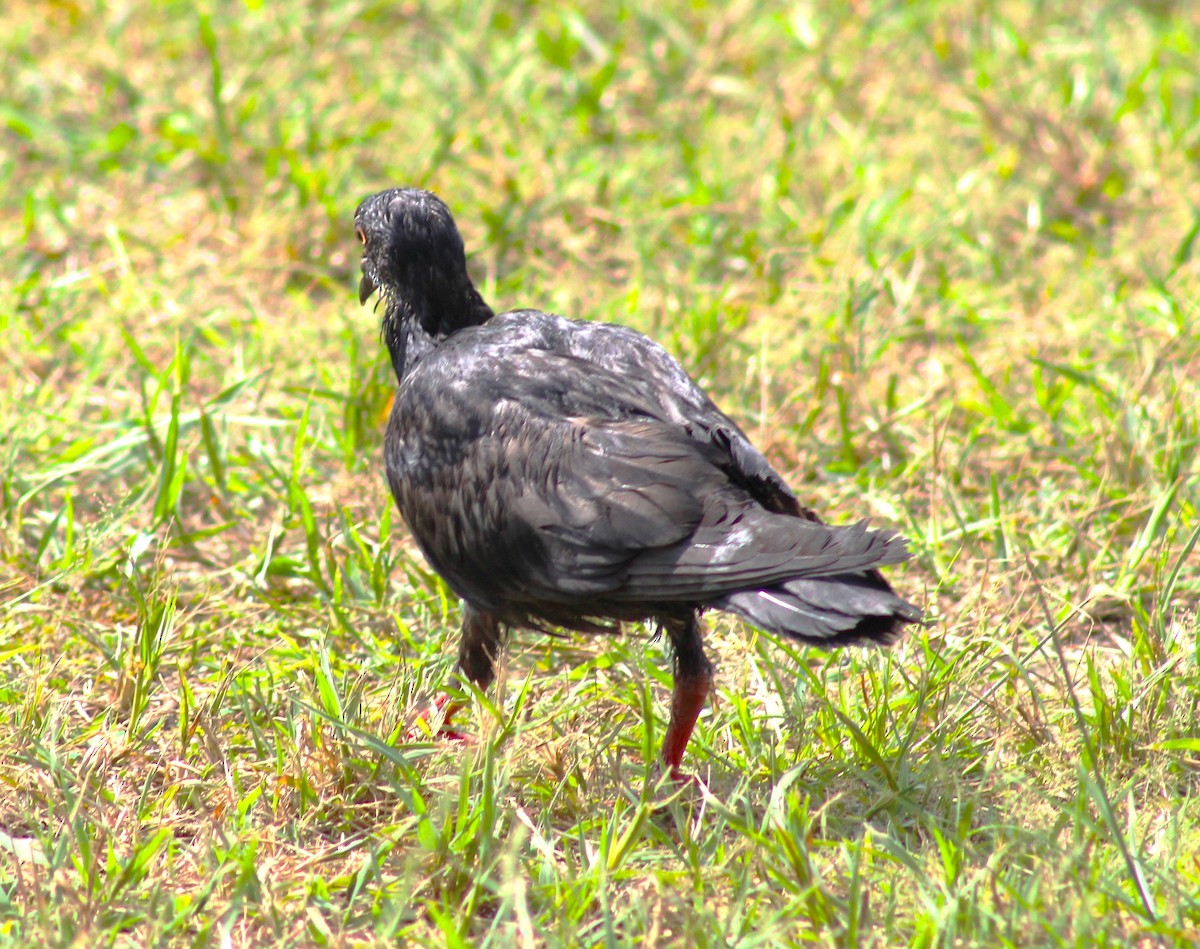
left=406, top=605, right=504, bottom=743
left=660, top=615, right=714, bottom=782
left=661, top=669, right=713, bottom=781
left=406, top=691, right=469, bottom=741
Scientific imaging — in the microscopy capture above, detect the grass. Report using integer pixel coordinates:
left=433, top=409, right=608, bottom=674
left=2, top=0, right=1199, bottom=944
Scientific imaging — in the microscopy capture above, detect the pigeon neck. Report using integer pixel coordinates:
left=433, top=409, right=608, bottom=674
left=382, top=282, right=495, bottom=382
left=383, top=315, right=431, bottom=382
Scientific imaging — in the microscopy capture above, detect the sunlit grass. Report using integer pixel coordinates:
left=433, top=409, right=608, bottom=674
left=1, top=0, right=1198, bottom=945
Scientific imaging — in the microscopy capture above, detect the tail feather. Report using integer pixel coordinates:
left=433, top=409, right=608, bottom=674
left=623, top=516, right=912, bottom=597
left=715, top=573, right=922, bottom=646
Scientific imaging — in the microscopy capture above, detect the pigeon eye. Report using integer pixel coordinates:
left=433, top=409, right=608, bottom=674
left=355, top=225, right=367, bottom=246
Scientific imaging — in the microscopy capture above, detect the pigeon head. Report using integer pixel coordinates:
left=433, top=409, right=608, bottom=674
left=354, top=187, right=495, bottom=376
left=354, top=187, right=468, bottom=307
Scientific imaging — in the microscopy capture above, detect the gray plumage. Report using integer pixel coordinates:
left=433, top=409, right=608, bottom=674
left=354, top=187, right=922, bottom=776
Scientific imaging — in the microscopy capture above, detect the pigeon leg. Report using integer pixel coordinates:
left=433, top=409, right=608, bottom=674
left=457, top=604, right=504, bottom=690
left=408, top=605, right=503, bottom=741
left=408, top=691, right=469, bottom=741
left=660, top=614, right=714, bottom=781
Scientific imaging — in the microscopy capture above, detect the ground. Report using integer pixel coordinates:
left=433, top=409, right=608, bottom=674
left=1, top=1, right=1198, bottom=945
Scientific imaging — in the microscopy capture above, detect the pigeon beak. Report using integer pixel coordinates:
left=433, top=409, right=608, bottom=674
left=358, top=271, right=377, bottom=305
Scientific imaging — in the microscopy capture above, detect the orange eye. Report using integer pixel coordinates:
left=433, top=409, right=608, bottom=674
left=355, top=225, right=367, bottom=245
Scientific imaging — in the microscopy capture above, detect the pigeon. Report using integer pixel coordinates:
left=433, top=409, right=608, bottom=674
left=354, top=187, right=922, bottom=779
